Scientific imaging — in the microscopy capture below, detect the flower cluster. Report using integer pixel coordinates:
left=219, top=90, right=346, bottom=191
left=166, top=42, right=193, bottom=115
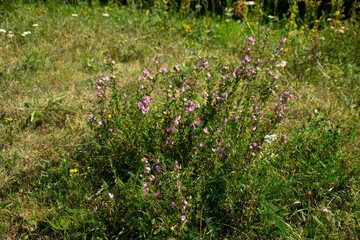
left=169, top=160, right=191, bottom=231
left=141, top=157, right=162, bottom=195
left=274, top=90, right=291, bottom=122
left=195, top=58, right=209, bottom=70
left=138, top=95, right=151, bottom=114
left=88, top=74, right=115, bottom=128
left=86, top=34, right=293, bottom=236
left=138, top=68, right=153, bottom=82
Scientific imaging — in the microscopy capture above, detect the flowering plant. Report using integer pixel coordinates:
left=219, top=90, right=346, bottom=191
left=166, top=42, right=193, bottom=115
left=85, top=34, right=290, bottom=238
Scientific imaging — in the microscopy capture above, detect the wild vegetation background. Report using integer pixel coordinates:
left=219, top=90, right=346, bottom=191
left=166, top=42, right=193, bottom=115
left=0, top=0, right=359, bottom=239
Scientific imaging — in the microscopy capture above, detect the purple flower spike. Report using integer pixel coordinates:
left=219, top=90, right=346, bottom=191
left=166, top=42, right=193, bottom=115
left=203, top=127, right=209, bottom=134
left=269, top=68, right=274, bottom=76
left=174, top=115, right=181, bottom=125
left=248, top=35, right=255, bottom=45
left=87, top=113, right=94, bottom=120
left=138, top=101, right=150, bottom=114
left=174, top=65, right=181, bottom=72
left=142, top=96, right=151, bottom=105
left=154, top=55, right=159, bottom=64
left=244, top=54, right=251, bottom=63
left=188, top=105, right=195, bottom=112
left=166, top=125, right=173, bottom=132
left=159, top=66, right=167, bottom=74
left=97, top=79, right=104, bottom=86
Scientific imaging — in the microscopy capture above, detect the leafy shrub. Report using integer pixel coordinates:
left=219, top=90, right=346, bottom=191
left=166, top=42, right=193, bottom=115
left=83, top=34, right=291, bottom=238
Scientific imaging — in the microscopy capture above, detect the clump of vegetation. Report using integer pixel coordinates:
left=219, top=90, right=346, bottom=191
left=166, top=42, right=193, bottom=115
left=82, top=34, right=290, bottom=237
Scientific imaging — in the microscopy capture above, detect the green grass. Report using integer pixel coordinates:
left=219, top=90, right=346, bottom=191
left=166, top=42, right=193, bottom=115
left=0, top=1, right=359, bottom=239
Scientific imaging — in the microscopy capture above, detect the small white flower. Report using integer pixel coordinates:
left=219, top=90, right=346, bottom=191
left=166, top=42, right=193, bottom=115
left=21, top=31, right=31, bottom=37
left=72, top=13, right=78, bottom=17
left=102, top=13, right=109, bottom=17
left=264, top=134, right=277, bottom=144
left=7, top=31, right=14, bottom=38
left=32, top=24, right=38, bottom=27
left=268, top=15, right=276, bottom=19
left=246, top=1, right=255, bottom=5
left=276, top=61, right=287, bottom=68
left=0, top=28, right=6, bottom=33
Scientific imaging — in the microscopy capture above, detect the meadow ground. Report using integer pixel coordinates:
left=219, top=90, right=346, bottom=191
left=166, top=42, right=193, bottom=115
left=0, top=1, right=359, bottom=239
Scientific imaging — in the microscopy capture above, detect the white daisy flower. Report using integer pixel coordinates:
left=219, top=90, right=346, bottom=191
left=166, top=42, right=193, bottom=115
left=264, top=134, right=277, bottom=144
left=21, top=31, right=31, bottom=37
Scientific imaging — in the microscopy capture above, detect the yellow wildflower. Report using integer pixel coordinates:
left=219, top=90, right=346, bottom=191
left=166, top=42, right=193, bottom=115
left=182, top=23, right=191, bottom=33
left=69, top=168, right=78, bottom=176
